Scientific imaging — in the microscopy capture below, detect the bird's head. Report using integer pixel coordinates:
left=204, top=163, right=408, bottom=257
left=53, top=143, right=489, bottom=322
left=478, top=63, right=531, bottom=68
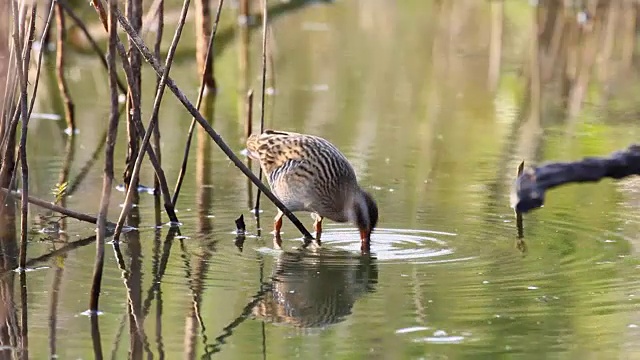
left=350, top=189, right=378, bottom=253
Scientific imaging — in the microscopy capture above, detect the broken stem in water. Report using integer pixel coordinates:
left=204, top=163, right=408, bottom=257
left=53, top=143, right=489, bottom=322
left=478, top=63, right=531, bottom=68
left=113, top=0, right=192, bottom=241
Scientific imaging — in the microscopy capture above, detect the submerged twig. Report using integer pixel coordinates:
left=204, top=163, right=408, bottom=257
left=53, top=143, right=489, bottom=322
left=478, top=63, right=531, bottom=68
left=90, top=0, right=121, bottom=314
left=172, top=0, right=224, bottom=207
left=113, top=0, right=192, bottom=241
left=112, top=6, right=314, bottom=239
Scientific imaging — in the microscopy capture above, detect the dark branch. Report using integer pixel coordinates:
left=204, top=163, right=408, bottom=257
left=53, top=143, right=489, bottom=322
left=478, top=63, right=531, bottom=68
left=512, top=144, right=640, bottom=213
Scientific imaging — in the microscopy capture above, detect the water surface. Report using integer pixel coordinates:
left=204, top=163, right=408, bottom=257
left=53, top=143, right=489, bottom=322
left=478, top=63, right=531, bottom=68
left=10, top=0, right=640, bottom=359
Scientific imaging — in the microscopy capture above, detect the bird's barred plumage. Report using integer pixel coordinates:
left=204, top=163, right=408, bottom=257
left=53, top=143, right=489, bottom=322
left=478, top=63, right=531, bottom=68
left=246, top=130, right=358, bottom=222
left=246, top=129, right=378, bottom=252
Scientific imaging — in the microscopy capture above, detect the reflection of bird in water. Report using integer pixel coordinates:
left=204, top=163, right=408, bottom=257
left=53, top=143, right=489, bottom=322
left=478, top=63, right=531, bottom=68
left=252, top=250, right=378, bottom=328
left=246, top=130, right=379, bottom=252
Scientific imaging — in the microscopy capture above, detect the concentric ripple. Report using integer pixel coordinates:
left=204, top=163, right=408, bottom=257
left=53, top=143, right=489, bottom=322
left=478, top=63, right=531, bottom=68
left=314, top=227, right=470, bottom=264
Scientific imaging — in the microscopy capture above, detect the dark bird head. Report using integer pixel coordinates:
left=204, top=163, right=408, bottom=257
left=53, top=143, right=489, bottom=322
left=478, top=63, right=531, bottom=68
left=351, top=189, right=379, bottom=253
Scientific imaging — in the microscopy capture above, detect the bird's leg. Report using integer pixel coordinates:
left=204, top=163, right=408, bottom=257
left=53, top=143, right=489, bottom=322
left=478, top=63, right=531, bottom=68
left=273, top=210, right=284, bottom=249
left=313, top=214, right=323, bottom=246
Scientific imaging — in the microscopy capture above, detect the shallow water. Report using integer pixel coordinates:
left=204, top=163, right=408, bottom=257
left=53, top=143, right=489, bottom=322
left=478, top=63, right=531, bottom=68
left=6, top=0, right=640, bottom=359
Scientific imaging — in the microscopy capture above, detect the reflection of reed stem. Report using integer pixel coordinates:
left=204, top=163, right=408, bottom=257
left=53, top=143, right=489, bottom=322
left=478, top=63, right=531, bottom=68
left=91, top=315, right=104, bottom=360
left=19, top=271, right=28, bottom=358
left=48, top=264, right=64, bottom=358
left=112, top=242, right=151, bottom=358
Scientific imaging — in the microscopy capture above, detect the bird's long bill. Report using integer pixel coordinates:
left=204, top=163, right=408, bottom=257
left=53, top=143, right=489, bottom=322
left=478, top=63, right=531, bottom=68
left=359, top=229, right=371, bottom=253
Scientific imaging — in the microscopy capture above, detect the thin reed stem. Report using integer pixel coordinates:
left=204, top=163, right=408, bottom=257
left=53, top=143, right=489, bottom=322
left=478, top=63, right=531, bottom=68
left=112, top=6, right=313, bottom=239
left=152, top=0, right=164, bottom=225
left=90, top=0, right=179, bottom=225
left=13, top=1, right=36, bottom=270
left=0, top=0, right=54, bottom=219
left=123, top=0, right=143, bottom=195
left=254, top=0, right=268, bottom=216
left=90, top=0, right=121, bottom=313
left=172, top=0, right=224, bottom=207
left=54, top=2, right=76, bottom=133
left=113, top=0, right=192, bottom=241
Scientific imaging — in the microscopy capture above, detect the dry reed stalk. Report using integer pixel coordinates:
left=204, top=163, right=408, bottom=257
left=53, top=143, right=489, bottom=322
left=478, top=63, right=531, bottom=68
left=253, top=0, right=268, bottom=217
left=0, top=0, right=54, bottom=223
left=89, top=0, right=180, bottom=226
left=123, top=0, right=143, bottom=194
left=152, top=0, right=164, bottom=226
left=112, top=0, right=193, bottom=241
left=172, top=0, right=224, bottom=207
left=116, top=6, right=313, bottom=239
left=245, top=90, right=254, bottom=211
left=54, top=2, right=75, bottom=133
left=111, top=7, right=313, bottom=239
left=13, top=1, right=36, bottom=271
left=90, top=0, right=121, bottom=314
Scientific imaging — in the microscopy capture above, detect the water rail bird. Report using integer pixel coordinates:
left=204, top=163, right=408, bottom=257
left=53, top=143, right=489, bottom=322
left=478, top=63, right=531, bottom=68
left=246, top=130, right=379, bottom=252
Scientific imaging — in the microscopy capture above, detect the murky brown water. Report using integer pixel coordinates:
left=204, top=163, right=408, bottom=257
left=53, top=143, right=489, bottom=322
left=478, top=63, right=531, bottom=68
left=5, top=0, right=640, bottom=358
